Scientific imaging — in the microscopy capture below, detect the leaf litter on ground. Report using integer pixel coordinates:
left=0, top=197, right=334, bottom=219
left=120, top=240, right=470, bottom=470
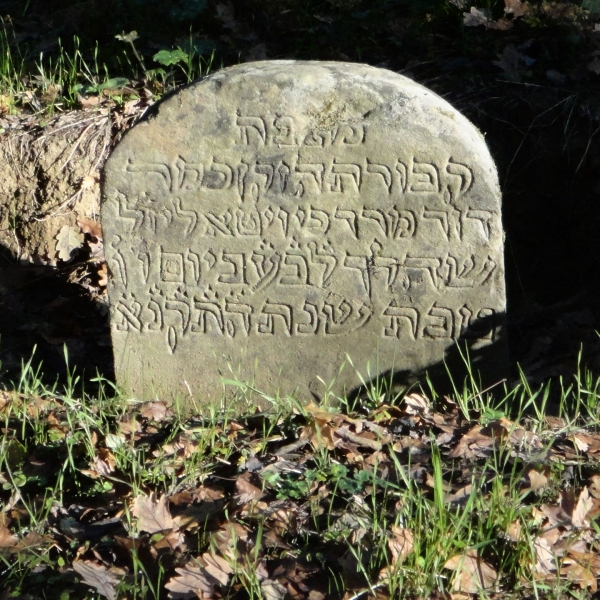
left=2, top=379, right=600, bottom=597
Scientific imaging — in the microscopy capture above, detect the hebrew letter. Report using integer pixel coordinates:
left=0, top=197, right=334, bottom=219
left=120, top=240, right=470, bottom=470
left=423, top=304, right=454, bottom=339
left=465, top=209, right=494, bottom=241
left=330, top=160, right=361, bottom=193
left=160, top=249, right=184, bottom=283
left=218, top=252, right=247, bottom=284
left=404, top=256, right=442, bottom=290
left=251, top=242, right=282, bottom=292
left=273, top=116, right=296, bottom=145
left=115, top=293, right=142, bottom=332
left=362, top=209, right=388, bottom=237
left=193, top=299, right=225, bottom=334
left=321, top=300, right=372, bottom=335
left=366, top=160, right=393, bottom=193
left=307, top=241, right=338, bottom=287
left=205, top=210, right=234, bottom=236
left=235, top=208, right=262, bottom=236
left=280, top=246, right=309, bottom=285
left=343, top=253, right=371, bottom=298
left=224, top=302, right=253, bottom=337
left=204, top=158, right=234, bottom=189
left=236, top=114, right=267, bottom=145
left=444, top=159, right=473, bottom=203
left=293, top=159, right=324, bottom=196
left=410, top=160, right=440, bottom=193
left=382, top=302, right=419, bottom=339
left=172, top=198, right=198, bottom=237
left=295, top=301, right=319, bottom=334
left=334, top=208, right=359, bottom=238
left=258, top=301, right=293, bottom=335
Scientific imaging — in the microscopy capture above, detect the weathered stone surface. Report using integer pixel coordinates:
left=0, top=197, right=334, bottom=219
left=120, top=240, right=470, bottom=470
left=101, top=61, right=506, bottom=402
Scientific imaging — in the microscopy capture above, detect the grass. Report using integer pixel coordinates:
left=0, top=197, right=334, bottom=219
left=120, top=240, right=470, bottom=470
left=0, top=19, right=215, bottom=116
left=0, top=353, right=600, bottom=598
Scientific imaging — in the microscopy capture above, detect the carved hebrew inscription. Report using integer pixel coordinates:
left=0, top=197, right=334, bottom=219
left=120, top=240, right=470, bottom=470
left=102, top=61, right=505, bottom=400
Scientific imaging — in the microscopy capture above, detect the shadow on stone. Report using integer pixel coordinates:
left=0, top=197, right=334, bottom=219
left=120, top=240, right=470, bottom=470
left=346, top=310, right=508, bottom=404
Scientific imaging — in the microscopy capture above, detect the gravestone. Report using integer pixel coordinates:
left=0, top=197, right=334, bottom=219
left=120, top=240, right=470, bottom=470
left=102, top=61, right=506, bottom=402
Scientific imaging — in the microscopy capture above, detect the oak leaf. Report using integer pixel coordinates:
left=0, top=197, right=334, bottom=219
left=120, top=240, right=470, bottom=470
left=78, top=216, right=103, bottom=240
left=55, top=225, right=84, bottom=262
left=388, top=526, right=413, bottom=564
left=132, top=493, right=174, bottom=533
left=73, top=561, right=119, bottom=600
left=444, top=550, right=498, bottom=593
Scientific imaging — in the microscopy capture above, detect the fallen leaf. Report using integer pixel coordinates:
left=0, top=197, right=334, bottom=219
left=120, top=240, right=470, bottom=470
left=55, top=225, right=84, bottom=262
left=236, top=472, right=264, bottom=504
left=524, top=468, right=548, bottom=491
left=98, top=263, right=108, bottom=286
left=261, top=579, right=287, bottom=600
left=140, top=401, right=172, bottom=422
left=78, top=216, right=103, bottom=240
left=572, top=487, right=593, bottom=528
left=403, top=393, right=431, bottom=416
left=493, top=43, right=535, bottom=80
left=463, top=6, right=513, bottom=29
left=166, top=561, right=215, bottom=598
left=561, top=556, right=598, bottom=591
left=533, top=536, right=556, bottom=574
left=78, top=94, right=101, bottom=109
left=73, top=561, right=119, bottom=600
left=0, top=526, right=18, bottom=550
left=505, top=520, right=522, bottom=542
left=444, top=550, right=498, bottom=593
left=504, top=0, right=529, bottom=16
left=388, top=526, right=413, bottom=564
left=90, top=448, right=116, bottom=476
left=132, top=493, right=174, bottom=533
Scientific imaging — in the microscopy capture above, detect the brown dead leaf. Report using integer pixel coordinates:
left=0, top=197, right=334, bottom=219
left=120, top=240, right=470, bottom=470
left=572, top=487, right=593, bottom=528
left=0, top=526, right=18, bottom=550
left=55, top=225, right=84, bottom=262
left=524, top=468, right=548, bottom=492
left=444, top=484, right=473, bottom=504
left=261, top=579, right=287, bottom=600
left=89, top=448, right=116, bottom=477
left=504, top=0, right=529, bottom=16
left=132, top=493, right=174, bottom=533
left=236, top=472, right=264, bottom=504
left=444, top=550, right=498, bottom=593
left=140, top=401, right=172, bottom=422
left=202, top=552, right=233, bottom=586
left=561, top=555, right=598, bottom=591
left=78, top=216, right=103, bottom=240
left=98, top=263, right=108, bottom=286
left=463, top=6, right=513, bottom=29
left=388, top=526, right=413, bottom=564
left=533, top=536, right=557, bottom=575
left=402, top=393, right=430, bottom=416
left=506, top=520, right=522, bottom=542
left=78, top=94, right=101, bottom=109
left=166, top=561, right=217, bottom=598
left=73, top=561, right=119, bottom=600
left=448, top=425, right=495, bottom=459
left=153, top=530, right=186, bottom=552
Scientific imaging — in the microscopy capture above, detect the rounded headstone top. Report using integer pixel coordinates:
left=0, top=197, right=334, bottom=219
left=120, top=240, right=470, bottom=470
left=102, top=61, right=505, bottom=403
